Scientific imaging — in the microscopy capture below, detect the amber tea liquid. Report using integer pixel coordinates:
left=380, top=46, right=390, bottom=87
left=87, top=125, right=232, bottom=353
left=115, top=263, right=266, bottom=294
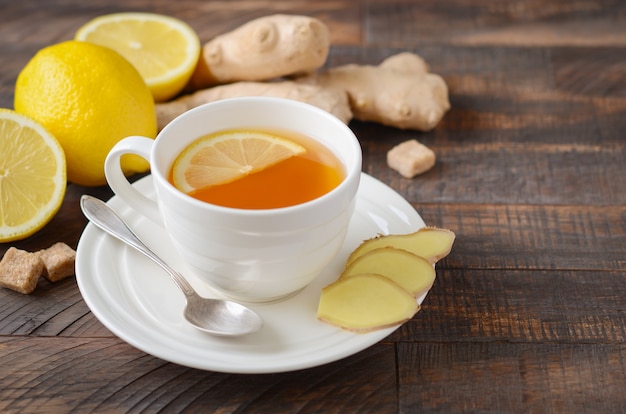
left=169, top=130, right=345, bottom=209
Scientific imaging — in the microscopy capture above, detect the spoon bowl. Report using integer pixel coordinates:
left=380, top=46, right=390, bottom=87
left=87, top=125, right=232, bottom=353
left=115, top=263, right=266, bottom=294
left=80, top=195, right=263, bottom=336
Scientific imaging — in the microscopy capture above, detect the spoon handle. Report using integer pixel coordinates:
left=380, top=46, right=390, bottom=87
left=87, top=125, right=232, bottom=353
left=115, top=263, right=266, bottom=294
left=80, top=195, right=195, bottom=297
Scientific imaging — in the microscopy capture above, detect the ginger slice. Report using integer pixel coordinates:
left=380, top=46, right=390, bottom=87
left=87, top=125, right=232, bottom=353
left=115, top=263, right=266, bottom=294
left=317, top=226, right=454, bottom=333
left=341, top=247, right=435, bottom=297
left=317, top=273, right=419, bottom=333
left=347, top=227, right=455, bottom=266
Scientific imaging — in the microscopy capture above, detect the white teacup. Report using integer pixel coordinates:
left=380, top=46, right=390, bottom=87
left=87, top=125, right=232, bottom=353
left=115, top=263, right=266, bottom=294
left=105, top=97, right=362, bottom=302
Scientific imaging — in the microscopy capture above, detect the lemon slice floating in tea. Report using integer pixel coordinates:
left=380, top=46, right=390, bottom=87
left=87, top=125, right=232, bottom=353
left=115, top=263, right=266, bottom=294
left=172, top=130, right=306, bottom=194
left=74, top=12, right=201, bottom=102
left=0, top=109, right=66, bottom=242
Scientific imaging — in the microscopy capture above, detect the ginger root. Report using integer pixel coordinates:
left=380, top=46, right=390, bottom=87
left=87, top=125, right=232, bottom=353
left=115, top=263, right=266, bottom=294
left=156, top=81, right=352, bottom=130
left=298, top=52, right=450, bottom=131
left=159, top=52, right=449, bottom=132
left=166, top=13, right=449, bottom=133
left=187, top=14, right=330, bottom=90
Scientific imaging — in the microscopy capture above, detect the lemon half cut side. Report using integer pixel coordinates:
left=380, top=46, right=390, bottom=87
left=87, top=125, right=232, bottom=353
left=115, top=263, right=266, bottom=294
left=75, top=12, right=201, bottom=101
left=172, top=130, right=307, bottom=193
left=0, top=109, right=66, bottom=242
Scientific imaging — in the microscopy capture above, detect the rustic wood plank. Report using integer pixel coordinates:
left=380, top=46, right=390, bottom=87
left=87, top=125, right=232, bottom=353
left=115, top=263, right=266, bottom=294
left=0, top=337, right=397, bottom=413
left=0, top=276, right=111, bottom=337
left=395, top=269, right=626, bottom=343
left=363, top=0, right=626, bottom=47
left=397, top=341, right=626, bottom=413
left=0, top=0, right=364, bottom=53
left=416, top=204, right=626, bottom=271
left=361, top=121, right=626, bottom=206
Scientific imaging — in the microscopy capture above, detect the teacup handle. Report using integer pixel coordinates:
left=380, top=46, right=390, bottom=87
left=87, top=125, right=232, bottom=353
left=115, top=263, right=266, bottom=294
left=104, top=136, right=162, bottom=224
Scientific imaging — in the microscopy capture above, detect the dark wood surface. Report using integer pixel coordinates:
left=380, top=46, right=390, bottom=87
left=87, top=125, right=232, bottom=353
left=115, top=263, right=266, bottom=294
left=1, top=0, right=625, bottom=412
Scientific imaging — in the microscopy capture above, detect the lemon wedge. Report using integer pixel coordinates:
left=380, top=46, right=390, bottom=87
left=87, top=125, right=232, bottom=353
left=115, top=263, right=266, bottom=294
left=0, top=109, right=66, bottom=242
left=75, top=12, right=201, bottom=101
left=172, top=130, right=306, bottom=193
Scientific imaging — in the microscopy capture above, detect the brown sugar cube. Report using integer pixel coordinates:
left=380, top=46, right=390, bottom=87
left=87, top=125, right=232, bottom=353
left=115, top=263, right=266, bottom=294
left=0, top=247, right=44, bottom=294
left=38, top=242, right=76, bottom=282
left=387, top=139, right=436, bottom=178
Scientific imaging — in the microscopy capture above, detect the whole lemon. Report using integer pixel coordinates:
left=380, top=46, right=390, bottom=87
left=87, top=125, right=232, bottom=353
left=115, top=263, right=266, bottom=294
left=14, top=40, right=156, bottom=186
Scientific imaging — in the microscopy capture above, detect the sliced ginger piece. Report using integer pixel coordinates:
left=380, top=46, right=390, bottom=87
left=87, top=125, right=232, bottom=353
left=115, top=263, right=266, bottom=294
left=317, top=273, right=419, bottom=333
left=347, top=227, right=455, bottom=266
left=341, top=247, right=435, bottom=297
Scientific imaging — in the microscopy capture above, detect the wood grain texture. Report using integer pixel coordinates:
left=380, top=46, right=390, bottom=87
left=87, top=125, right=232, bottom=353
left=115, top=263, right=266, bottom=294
left=1, top=0, right=625, bottom=412
left=0, top=337, right=397, bottom=413
left=398, top=342, right=626, bottom=413
left=417, top=204, right=626, bottom=271
left=364, top=0, right=626, bottom=47
left=396, top=269, right=626, bottom=342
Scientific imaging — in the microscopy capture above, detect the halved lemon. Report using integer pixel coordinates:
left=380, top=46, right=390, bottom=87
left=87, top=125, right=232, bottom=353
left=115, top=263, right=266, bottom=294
left=0, top=109, right=66, bottom=242
left=172, top=130, right=306, bottom=193
left=75, top=12, right=201, bottom=102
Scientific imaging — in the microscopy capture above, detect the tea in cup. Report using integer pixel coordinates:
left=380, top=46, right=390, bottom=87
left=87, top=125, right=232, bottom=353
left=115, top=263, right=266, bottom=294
left=168, top=128, right=345, bottom=209
left=104, top=97, right=362, bottom=302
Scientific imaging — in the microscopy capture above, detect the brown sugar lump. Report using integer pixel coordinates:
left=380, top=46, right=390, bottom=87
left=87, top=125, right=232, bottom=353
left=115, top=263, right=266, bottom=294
left=387, top=139, right=436, bottom=178
left=0, top=247, right=44, bottom=294
left=37, top=242, right=76, bottom=282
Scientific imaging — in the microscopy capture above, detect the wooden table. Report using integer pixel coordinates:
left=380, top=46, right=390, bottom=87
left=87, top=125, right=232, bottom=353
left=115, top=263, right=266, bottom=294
left=1, top=0, right=625, bottom=412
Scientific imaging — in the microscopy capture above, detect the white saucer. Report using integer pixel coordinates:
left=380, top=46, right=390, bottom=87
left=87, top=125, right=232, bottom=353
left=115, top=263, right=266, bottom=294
left=76, top=173, right=426, bottom=373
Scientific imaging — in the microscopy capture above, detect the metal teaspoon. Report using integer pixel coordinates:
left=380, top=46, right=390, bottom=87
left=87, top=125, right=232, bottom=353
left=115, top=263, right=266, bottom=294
left=80, top=195, right=263, bottom=337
